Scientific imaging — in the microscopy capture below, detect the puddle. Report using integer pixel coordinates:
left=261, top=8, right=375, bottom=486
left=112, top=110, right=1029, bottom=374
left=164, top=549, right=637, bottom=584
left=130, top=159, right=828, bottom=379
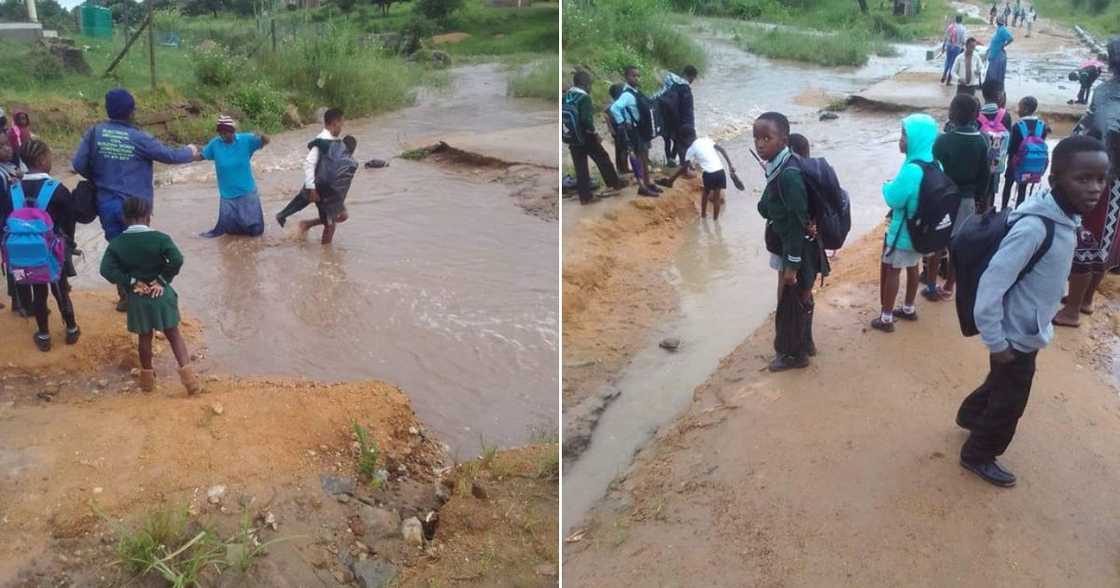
left=67, top=64, right=558, bottom=455
left=563, top=36, right=950, bottom=534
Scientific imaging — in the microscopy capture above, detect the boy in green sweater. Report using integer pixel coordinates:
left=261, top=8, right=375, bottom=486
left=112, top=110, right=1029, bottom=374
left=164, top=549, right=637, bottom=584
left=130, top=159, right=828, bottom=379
left=755, top=112, right=828, bottom=371
left=926, top=94, right=991, bottom=301
left=563, top=70, right=626, bottom=205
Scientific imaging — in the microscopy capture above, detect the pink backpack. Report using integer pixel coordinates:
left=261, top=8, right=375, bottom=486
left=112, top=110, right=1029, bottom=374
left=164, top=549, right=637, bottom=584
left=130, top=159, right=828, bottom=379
left=978, top=109, right=1011, bottom=174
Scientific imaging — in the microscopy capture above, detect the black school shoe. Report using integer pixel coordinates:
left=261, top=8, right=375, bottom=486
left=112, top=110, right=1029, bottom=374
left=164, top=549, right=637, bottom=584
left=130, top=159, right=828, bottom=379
left=637, top=187, right=659, bottom=198
left=768, top=354, right=809, bottom=372
left=960, top=458, right=1017, bottom=487
left=34, top=332, right=51, bottom=353
left=65, top=326, right=81, bottom=345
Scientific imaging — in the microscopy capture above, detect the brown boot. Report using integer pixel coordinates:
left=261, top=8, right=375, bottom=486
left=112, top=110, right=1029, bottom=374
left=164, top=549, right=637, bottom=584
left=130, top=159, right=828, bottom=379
left=178, top=365, right=203, bottom=396
left=139, top=369, right=156, bottom=392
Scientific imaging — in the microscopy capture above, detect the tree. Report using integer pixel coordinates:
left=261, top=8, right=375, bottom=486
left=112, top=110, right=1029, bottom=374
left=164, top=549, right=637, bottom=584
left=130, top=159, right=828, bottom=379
left=414, top=0, right=460, bottom=21
left=371, top=0, right=394, bottom=16
left=856, top=0, right=868, bottom=12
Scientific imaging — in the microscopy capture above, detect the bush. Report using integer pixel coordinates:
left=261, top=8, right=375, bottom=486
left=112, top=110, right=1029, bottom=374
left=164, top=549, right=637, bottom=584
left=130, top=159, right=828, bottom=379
left=733, top=27, right=888, bottom=67
left=192, top=46, right=244, bottom=87
left=507, top=59, right=559, bottom=99
left=415, top=0, right=464, bottom=21
left=229, top=80, right=286, bottom=131
left=27, top=49, right=65, bottom=81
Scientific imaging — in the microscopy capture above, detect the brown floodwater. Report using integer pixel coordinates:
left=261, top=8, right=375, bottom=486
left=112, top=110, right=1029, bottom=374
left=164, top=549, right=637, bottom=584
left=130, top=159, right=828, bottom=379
left=68, top=64, right=558, bottom=455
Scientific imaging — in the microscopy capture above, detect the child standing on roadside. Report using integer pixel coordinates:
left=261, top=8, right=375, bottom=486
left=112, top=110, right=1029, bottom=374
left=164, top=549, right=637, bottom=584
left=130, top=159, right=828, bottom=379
left=978, top=81, right=1014, bottom=211
left=755, top=112, right=827, bottom=371
left=100, top=197, right=201, bottom=395
left=1003, top=96, right=1051, bottom=210
left=873, top=114, right=939, bottom=333
left=956, top=136, right=1107, bottom=487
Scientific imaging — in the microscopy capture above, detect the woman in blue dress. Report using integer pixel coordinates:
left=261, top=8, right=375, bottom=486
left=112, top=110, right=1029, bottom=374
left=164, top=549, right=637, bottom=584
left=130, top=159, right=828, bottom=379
left=986, top=17, right=1015, bottom=88
left=199, top=114, right=270, bottom=237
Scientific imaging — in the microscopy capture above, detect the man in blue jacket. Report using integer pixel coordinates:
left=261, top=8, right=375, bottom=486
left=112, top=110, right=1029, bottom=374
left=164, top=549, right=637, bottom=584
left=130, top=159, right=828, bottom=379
left=72, top=88, right=198, bottom=310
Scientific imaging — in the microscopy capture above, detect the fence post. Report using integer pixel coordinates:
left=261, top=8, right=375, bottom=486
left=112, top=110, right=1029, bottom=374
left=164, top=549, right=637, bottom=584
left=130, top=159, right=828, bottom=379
left=148, top=0, right=156, bottom=90
left=271, top=18, right=277, bottom=52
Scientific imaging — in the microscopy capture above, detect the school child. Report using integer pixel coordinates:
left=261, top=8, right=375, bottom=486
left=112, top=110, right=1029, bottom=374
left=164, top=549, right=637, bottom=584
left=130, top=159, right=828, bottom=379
left=941, top=16, right=967, bottom=86
left=789, top=133, right=811, bottom=158
left=661, top=127, right=734, bottom=220
left=926, top=95, right=991, bottom=302
left=605, top=83, right=630, bottom=175
left=653, top=65, right=697, bottom=169
left=872, top=114, right=939, bottom=333
left=951, top=38, right=985, bottom=97
left=7, top=111, right=31, bottom=168
left=755, top=112, right=828, bottom=371
left=956, top=136, right=1108, bottom=487
left=8, top=139, right=81, bottom=351
left=0, top=131, right=20, bottom=314
left=978, top=81, right=1014, bottom=211
left=609, top=66, right=660, bottom=197
left=100, top=197, right=201, bottom=395
left=563, top=70, right=626, bottom=205
left=988, top=3, right=997, bottom=25
left=1002, top=96, right=1050, bottom=210
left=275, top=108, right=355, bottom=244
left=200, top=115, right=270, bottom=237
left=1069, top=61, right=1103, bottom=105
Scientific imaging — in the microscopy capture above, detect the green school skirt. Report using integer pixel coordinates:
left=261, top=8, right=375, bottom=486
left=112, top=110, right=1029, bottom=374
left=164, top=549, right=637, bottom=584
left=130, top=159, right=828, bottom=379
left=127, top=284, right=181, bottom=335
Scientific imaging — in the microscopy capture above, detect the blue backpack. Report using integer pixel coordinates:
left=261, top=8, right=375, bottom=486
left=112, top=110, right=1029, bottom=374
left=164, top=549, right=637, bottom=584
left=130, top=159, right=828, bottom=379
left=2, top=181, right=65, bottom=285
left=1012, top=121, right=1049, bottom=184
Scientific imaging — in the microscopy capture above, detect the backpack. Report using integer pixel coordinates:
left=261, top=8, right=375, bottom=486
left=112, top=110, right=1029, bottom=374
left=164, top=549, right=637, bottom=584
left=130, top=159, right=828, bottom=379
left=978, top=109, right=1011, bottom=174
left=311, top=139, right=358, bottom=202
left=562, top=89, right=586, bottom=146
left=2, top=181, right=65, bottom=285
left=624, top=87, right=658, bottom=141
left=71, top=179, right=99, bottom=224
left=893, top=161, right=958, bottom=255
left=1012, top=120, right=1049, bottom=184
left=950, top=209, right=1054, bottom=336
left=656, top=85, right=682, bottom=133
left=787, top=155, right=852, bottom=250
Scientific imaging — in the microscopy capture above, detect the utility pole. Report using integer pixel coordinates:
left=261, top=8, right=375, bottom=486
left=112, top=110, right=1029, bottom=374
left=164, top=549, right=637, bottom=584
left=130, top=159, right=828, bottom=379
left=148, top=0, right=156, bottom=90
left=27, top=0, right=38, bottom=22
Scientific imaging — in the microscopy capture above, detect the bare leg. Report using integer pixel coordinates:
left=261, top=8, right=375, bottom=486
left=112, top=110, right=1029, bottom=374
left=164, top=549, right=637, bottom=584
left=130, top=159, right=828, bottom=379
left=1081, top=271, right=1106, bottom=313
left=640, top=152, right=657, bottom=190
left=945, top=254, right=957, bottom=292
left=163, top=327, right=191, bottom=368
left=880, top=263, right=900, bottom=313
left=925, top=254, right=941, bottom=289
left=712, top=189, right=723, bottom=220
left=904, top=265, right=920, bottom=306
left=1054, top=272, right=1091, bottom=326
left=321, top=223, right=337, bottom=245
left=139, top=332, right=155, bottom=369
left=298, top=219, right=323, bottom=236
left=701, top=190, right=709, bottom=218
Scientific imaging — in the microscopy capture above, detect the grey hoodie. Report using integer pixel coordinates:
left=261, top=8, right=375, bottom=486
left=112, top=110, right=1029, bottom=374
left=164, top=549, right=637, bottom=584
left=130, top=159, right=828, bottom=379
left=975, top=190, right=1079, bottom=353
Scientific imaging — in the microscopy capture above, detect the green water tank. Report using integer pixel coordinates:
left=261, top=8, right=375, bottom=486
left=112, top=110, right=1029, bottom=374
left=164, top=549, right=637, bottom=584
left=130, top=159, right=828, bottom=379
left=80, top=4, right=113, bottom=39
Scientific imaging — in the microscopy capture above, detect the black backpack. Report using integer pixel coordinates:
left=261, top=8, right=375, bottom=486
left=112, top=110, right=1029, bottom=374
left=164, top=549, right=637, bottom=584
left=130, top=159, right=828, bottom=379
left=787, top=155, right=852, bottom=250
left=311, top=139, right=358, bottom=202
left=950, top=209, right=1054, bottom=337
left=898, top=161, right=958, bottom=254
left=625, top=87, right=657, bottom=141
left=656, top=85, right=682, bottom=132
left=562, top=89, right=586, bottom=146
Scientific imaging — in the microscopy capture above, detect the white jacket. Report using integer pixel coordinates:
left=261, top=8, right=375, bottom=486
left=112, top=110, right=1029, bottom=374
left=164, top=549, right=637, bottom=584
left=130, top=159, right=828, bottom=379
left=951, top=51, right=985, bottom=87
left=304, top=128, right=338, bottom=189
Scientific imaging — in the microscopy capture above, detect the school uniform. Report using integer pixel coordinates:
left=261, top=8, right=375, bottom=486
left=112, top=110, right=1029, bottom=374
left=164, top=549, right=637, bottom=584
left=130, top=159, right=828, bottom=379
left=958, top=191, right=1079, bottom=466
left=1002, top=116, right=1050, bottom=209
left=565, top=87, right=623, bottom=204
left=951, top=50, right=985, bottom=95
left=683, top=137, right=726, bottom=191
left=275, top=129, right=340, bottom=225
left=100, top=225, right=184, bottom=334
left=608, top=85, right=650, bottom=153
left=13, top=174, right=79, bottom=337
left=933, top=123, right=990, bottom=235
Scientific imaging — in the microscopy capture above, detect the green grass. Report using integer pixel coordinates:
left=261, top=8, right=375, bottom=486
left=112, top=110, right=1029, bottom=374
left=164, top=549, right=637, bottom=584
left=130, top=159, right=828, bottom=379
left=352, top=421, right=383, bottom=489
left=732, top=26, right=898, bottom=66
left=673, top=0, right=952, bottom=40
left=508, top=59, right=560, bottom=99
left=1031, top=0, right=1120, bottom=39
left=440, top=2, right=559, bottom=57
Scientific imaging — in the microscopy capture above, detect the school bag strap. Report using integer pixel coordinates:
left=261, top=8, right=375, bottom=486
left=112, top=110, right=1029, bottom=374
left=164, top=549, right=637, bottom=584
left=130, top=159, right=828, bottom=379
left=9, top=182, right=24, bottom=211
left=1014, top=216, right=1054, bottom=283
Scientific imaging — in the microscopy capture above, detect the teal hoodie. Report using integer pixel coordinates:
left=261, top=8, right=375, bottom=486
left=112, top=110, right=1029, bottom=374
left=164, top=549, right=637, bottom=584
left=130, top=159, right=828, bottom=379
left=883, top=114, right=939, bottom=252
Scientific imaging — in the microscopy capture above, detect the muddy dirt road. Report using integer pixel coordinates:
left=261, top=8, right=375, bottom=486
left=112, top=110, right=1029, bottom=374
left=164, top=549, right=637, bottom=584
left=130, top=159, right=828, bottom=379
left=562, top=6, right=1120, bottom=579
left=65, top=64, right=558, bottom=454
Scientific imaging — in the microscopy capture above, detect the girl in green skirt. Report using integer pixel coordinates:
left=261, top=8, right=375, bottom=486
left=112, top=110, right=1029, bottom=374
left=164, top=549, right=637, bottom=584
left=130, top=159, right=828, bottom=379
left=100, top=197, right=202, bottom=394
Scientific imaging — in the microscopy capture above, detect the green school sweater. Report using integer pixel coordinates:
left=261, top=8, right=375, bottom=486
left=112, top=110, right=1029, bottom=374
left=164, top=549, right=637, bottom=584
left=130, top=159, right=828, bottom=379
left=100, top=229, right=184, bottom=287
left=564, top=88, right=596, bottom=140
left=933, top=127, right=991, bottom=200
left=759, top=167, right=825, bottom=288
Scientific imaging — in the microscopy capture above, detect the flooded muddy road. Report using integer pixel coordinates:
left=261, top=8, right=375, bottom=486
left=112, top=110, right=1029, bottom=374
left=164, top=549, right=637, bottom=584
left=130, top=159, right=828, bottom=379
left=69, top=64, right=558, bottom=455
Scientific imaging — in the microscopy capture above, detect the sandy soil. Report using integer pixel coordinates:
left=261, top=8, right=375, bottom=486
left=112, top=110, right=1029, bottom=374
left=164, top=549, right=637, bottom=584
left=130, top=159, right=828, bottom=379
left=563, top=228, right=1120, bottom=586
left=562, top=182, right=700, bottom=409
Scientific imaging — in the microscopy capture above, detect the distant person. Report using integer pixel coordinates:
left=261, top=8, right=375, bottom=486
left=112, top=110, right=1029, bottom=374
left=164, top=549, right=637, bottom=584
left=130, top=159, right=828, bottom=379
left=1069, top=60, right=1103, bottom=105
left=951, top=37, right=985, bottom=96
left=7, top=139, right=80, bottom=351
left=1013, top=2, right=1023, bottom=27
left=957, top=136, right=1108, bottom=487
left=988, top=3, right=997, bottom=25
left=978, top=81, right=1014, bottom=211
left=0, top=131, right=21, bottom=314
left=1026, top=5, right=1036, bottom=36
left=0, top=107, right=8, bottom=137
left=789, top=133, right=811, bottom=158
left=926, top=95, right=990, bottom=302
left=199, top=114, right=270, bottom=237
left=7, top=111, right=31, bottom=168
left=605, top=83, right=629, bottom=175
left=1003, top=96, right=1051, bottom=210
left=872, top=114, right=938, bottom=333
left=99, top=197, right=202, bottom=395
left=653, top=65, right=698, bottom=169
left=660, top=127, right=733, bottom=220
left=754, top=112, right=827, bottom=371
left=562, top=70, right=626, bottom=205
left=275, top=108, right=356, bottom=245
left=986, top=17, right=1014, bottom=88
left=941, top=15, right=967, bottom=86
left=609, top=65, right=660, bottom=197
left=1057, top=38, right=1120, bottom=326
left=72, top=88, right=199, bottom=311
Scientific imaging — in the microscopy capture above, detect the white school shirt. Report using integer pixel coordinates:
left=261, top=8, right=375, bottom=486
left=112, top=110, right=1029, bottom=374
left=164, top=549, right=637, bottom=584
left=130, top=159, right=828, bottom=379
left=303, top=128, right=339, bottom=190
left=684, top=137, right=725, bottom=173
left=952, top=51, right=985, bottom=86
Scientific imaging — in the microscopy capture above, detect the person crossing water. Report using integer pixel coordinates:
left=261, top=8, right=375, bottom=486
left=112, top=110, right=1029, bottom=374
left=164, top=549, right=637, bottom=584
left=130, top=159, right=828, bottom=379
left=199, top=115, right=270, bottom=238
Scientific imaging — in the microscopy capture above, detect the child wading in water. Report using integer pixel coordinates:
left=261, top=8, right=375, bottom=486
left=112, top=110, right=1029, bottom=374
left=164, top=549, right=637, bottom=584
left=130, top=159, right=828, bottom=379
left=275, top=108, right=355, bottom=244
left=12, top=139, right=81, bottom=350
left=100, top=197, right=201, bottom=394
left=755, top=112, right=828, bottom=371
left=660, top=127, right=735, bottom=219
left=956, top=136, right=1107, bottom=487
left=873, top=114, right=940, bottom=332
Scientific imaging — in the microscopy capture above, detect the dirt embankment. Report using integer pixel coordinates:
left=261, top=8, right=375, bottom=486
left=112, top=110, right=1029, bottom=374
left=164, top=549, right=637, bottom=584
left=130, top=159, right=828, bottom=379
left=563, top=228, right=1120, bottom=586
left=0, top=288, right=557, bottom=587
left=562, top=184, right=700, bottom=410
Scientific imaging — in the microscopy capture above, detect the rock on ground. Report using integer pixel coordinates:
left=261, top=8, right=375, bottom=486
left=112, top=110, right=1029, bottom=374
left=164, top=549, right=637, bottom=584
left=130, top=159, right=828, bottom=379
left=562, top=385, right=622, bottom=460
left=351, top=559, right=398, bottom=588
left=359, top=506, right=401, bottom=542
